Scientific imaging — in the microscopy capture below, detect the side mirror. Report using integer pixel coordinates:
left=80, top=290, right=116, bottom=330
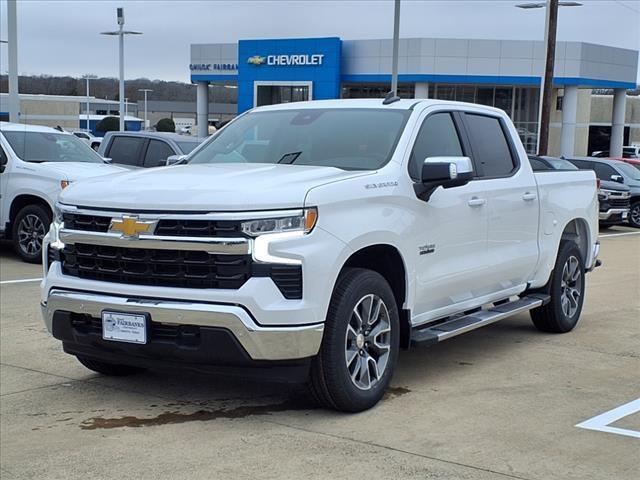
left=165, top=154, right=187, bottom=166
left=415, top=157, right=474, bottom=201
left=0, top=153, right=7, bottom=173
left=610, top=174, right=624, bottom=183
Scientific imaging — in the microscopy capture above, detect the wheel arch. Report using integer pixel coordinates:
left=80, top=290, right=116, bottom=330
left=340, top=243, right=411, bottom=348
left=560, top=217, right=591, bottom=264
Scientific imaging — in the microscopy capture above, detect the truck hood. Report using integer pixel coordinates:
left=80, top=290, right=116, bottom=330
left=39, top=162, right=128, bottom=181
left=60, top=163, right=372, bottom=211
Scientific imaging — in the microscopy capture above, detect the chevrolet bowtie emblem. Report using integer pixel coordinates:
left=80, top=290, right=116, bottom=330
left=247, top=55, right=266, bottom=65
left=109, top=216, right=156, bottom=238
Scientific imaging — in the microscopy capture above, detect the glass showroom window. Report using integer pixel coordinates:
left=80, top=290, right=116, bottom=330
left=341, top=83, right=415, bottom=99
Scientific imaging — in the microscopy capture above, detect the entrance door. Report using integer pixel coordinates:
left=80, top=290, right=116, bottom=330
left=254, top=81, right=312, bottom=107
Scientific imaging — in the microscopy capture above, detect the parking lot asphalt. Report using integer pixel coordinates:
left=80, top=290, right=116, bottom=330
left=1, top=228, right=638, bottom=480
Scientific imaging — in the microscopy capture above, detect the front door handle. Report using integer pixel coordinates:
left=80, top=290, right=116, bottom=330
left=522, top=192, right=537, bottom=201
left=467, top=197, right=486, bottom=207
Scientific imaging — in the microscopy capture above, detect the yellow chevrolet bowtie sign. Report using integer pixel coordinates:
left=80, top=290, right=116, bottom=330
left=109, top=216, right=155, bottom=237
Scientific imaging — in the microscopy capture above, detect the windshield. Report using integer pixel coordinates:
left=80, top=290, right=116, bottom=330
left=3, top=131, right=105, bottom=163
left=616, top=162, right=640, bottom=181
left=177, top=141, right=199, bottom=154
left=188, top=108, right=411, bottom=170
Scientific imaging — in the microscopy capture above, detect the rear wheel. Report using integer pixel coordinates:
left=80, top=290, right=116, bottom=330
left=12, top=204, right=51, bottom=263
left=531, top=241, right=585, bottom=333
left=309, top=268, right=399, bottom=412
left=76, top=356, right=146, bottom=376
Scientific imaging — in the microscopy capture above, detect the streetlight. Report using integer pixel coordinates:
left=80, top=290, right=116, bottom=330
left=516, top=0, right=582, bottom=155
left=100, top=7, right=142, bottom=132
left=6, top=0, right=19, bottom=123
left=390, top=0, right=401, bottom=97
left=138, top=88, right=153, bottom=130
left=82, top=74, right=97, bottom=132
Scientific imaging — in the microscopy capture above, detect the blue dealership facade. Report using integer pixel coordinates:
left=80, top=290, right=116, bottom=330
left=190, top=36, right=638, bottom=155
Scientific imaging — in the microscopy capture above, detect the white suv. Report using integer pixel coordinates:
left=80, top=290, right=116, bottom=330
left=0, top=123, right=125, bottom=262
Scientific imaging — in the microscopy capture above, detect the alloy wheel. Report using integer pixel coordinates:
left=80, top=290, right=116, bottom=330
left=17, top=214, right=46, bottom=257
left=560, top=255, right=582, bottom=318
left=631, top=204, right=640, bottom=227
left=344, top=294, right=391, bottom=390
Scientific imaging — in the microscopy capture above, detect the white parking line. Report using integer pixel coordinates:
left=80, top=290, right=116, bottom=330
left=576, top=398, right=640, bottom=439
left=599, top=231, right=640, bottom=238
left=0, top=277, right=42, bottom=285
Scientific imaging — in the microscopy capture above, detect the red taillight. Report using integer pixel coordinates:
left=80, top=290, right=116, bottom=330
left=596, top=178, right=601, bottom=190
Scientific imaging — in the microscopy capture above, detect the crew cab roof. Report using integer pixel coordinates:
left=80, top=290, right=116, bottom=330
left=251, top=98, right=507, bottom=114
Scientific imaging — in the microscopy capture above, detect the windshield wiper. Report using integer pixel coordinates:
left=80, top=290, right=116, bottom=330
left=277, top=151, right=302, bottom=165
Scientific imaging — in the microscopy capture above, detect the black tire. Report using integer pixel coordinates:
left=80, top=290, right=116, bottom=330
left=76, top=356, right=146, bottom=376
left=12, top=204, right=51, bottom=263
left=629, top=201, right=640, bottom=229
left=309, top=268, right=400, bottom=412
left=530, top=241, right=586, bottom=333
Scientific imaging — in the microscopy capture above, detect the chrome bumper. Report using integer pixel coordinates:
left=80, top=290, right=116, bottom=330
left=587, top=241, right=601, bottom=272
left=42, top=289, right=323, bottom=361
left=599, top=208, right=629, bottom=221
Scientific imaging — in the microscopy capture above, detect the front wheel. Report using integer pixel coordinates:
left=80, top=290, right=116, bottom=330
left=12, top=204, right=51, bottom=263
left=309, top=268, right=400, bottom=412
left=629, top=201, right=640, bottom=228
left=530, top=241, right=586, bottom=333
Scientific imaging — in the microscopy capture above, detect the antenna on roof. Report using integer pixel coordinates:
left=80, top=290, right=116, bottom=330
left=382, top=90, right=401, bottom=105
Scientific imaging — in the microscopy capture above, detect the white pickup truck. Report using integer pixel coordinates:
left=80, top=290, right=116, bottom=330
left=0, top=123, right=125, bottom=262
left=41, top=99, right=599, bottom=412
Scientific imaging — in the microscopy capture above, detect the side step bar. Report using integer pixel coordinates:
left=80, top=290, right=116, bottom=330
left=410, top=294, right=550, bottom=347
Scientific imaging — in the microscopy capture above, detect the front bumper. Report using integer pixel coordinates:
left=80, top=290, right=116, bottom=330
left=42, top=289, right=323, bottom=363
left=599, top=208, right=629, bottom=222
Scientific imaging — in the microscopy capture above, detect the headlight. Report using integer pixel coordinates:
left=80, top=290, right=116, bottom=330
left=241, top=208, right=317, bottom=237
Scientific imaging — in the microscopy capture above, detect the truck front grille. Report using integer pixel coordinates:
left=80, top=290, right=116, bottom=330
left=608, top=197, right=630, bottom=208
left=61, top=244, right=251, bottom=290
left=60, top=243, right=303, bottom=298
left=62, top=213, right=244, bottom=237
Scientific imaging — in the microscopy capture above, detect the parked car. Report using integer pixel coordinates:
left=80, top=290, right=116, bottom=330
left=592, top=146, right=640, bottom=159
left=0, top=122, right=126, bottom=262
left=43, top=99, right=599, bottom=412
left=530, top=156, right=630, bottom=226
left=71, top=130, right=102, bottom=150
left=565, top=156, right=640, bottom=228
left=97, top=131, right=201, bottom=168
left=605, top=157, right=640, bottom=170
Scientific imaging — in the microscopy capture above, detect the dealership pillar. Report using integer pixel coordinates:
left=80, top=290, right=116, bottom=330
left=415, top=83, right=429, bottom=99
left=560, top=85, right=578, bottom=157
left=196, top=81, right=209, bottom=138
left=609, top=89, right=626, bottom=157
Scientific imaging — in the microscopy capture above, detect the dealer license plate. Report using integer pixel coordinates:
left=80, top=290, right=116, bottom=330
left=102, top=311, right=147, bottom=344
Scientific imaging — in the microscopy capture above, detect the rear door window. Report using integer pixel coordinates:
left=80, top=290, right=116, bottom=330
left=143, top=140, right=175, bottom=167
left=464, top=114, right=516, bottom=178
left=107, top=136, right=144, bottom=167
left=409, top=112, right=464, bottom=180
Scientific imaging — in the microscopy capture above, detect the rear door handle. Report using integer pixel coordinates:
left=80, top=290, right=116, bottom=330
left=467, top=197, right=486, bottom=207
left=522, top=192, right=537, bottom=201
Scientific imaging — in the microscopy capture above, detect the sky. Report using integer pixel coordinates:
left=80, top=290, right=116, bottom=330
left=0, top=0, right=639, bottom=83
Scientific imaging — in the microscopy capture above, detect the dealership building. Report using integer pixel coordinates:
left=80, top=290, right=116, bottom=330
left=190, top=37, right=639, bottom=156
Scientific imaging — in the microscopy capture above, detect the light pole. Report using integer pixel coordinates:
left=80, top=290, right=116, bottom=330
left=516, top=1, right=582, bottom=155
left=100, top=7, right=142, bottom=132
left=138, top=88, right=153, bottom=130
left=6, top=0, right=19, bottom=123
left=391, top=0, right=401, bottom=96
left=82, top=74, right=97, bottom=132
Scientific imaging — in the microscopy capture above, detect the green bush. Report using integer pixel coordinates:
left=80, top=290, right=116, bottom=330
left=95, top=116, right=119, bottom=133
left=156, top=118, right=176, bottom=132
